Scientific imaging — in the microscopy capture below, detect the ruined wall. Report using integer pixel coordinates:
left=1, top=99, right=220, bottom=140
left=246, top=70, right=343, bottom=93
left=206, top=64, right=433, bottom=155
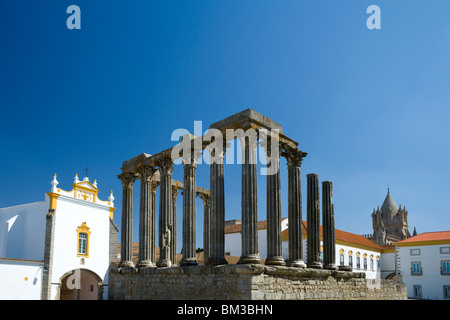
left=108, top=264, right=406, bottom=300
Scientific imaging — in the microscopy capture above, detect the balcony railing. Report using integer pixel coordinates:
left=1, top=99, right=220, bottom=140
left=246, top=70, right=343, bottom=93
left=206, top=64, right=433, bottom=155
left=410, top=268, right=422, bottom=276
left=441, top=267, right=450, bottom=275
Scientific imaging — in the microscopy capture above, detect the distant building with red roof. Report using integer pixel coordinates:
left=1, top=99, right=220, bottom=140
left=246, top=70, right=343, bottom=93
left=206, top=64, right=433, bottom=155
left=394, top=230, right=450, bottom=299
left=224, top=218, right=395, bottom=280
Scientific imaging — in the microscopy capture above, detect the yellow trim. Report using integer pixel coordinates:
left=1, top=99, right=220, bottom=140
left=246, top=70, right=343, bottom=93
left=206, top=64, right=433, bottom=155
left=109, top=207, right=116, bottom=220
left=396, top=239, right=450, bottom=247
left=72, top=181, right=99, bottom=194
left=76, top=222, right=91, bottom=258
left=73, top=181, right=98, bottom=203
left=47, top=192, right=60, bottom=211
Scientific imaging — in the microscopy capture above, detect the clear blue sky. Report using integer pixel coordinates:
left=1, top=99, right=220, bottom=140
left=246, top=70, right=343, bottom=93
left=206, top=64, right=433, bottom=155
left=1, top=1, right=449, bottom=251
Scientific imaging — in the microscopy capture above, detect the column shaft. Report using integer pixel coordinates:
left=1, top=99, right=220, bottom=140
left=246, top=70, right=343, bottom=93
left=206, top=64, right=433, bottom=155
left=157, top=158, right=173, bottom=267
left=265, top=141, right=285, bottom=266
left=307, top=173, right=322, bottom=268
left=207, top=146, right=227, bottom=265
left=180, top=161, right=198, bottom=266
left=322, top=181, right=337, bottom=270
left=201, top=195, right=211, bottom=264
left=171, top=187, right=178, bottom=265
left=151, top=181, right=159, bottom=263
left=238, top=136, right=260, bottom=264
left=118, top=173, right=137, bottom=268
left=137, top=167, right=156, bottom=267
left=283, top=147, right=306, bottom=267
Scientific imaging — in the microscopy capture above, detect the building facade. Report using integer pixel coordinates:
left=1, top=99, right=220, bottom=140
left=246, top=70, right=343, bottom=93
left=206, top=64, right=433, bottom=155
left=395, top=231, right=450, bottom=299
left=0, top=174, right=117, bottom=300
left=224, top=219, right=393, bottom=280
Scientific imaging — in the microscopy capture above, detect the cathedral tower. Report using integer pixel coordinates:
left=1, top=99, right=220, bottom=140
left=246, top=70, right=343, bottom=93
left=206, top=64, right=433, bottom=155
left=371, top=190, right=411, bottom=245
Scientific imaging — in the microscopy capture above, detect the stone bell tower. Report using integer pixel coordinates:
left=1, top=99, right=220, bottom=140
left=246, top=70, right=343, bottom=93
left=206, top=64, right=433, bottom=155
left=370, top=189, right=411, bottom=245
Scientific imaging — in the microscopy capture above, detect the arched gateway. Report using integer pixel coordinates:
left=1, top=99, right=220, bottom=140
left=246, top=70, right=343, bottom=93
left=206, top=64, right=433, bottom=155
left=59, top=268, right=103, bottom=300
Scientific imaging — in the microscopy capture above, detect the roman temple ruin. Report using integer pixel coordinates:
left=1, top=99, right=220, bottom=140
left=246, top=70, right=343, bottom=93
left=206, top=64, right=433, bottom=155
left=108, top=109, right=406, bottom=300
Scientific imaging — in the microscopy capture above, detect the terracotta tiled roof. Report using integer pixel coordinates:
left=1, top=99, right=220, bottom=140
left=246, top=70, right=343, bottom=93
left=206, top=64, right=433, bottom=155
left=395, top=231, right=450, bottom=244
left=301, top=221, right=385, bottom=251
left=244, top=220, right=385, bottom=251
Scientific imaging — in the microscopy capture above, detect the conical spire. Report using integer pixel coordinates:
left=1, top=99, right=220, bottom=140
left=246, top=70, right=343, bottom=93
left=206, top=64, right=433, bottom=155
left=380, top=190, right=398, bottom=213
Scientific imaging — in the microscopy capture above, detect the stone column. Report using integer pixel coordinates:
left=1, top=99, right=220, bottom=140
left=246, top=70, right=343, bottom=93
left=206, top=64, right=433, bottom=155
left=137, top=166, right=157, bottom=268
left=180, top=153, right=199, bottom=266
left=322, top=181, right=337, bottom=270
left=207, top=143, right=228, bottom=265
left=306, top=173, right=322, bottom=269
left=199, top=194, right=211, bottom=264
left=282, top=146, right=306, bottom=267
left=118, top=172, right=138, bottom=268
left=171, top=186, right=178, bottom=266
left=238, top=135, right=260, bottom=264
left=156, top=157, right=173, bottom=267
left=151, top=181, right=159, bottom=263
left=265, top=138, right=285, bottom=266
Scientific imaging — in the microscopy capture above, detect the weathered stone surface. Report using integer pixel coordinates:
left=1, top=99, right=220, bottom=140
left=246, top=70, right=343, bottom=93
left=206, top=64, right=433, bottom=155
left=281, top=146, right=306, bottom=267
left=322, top=181, right=337, bottom=270
left=238, top=136, right=260, bottom=265
left=307, top=173, right=322, bottom=269
left=118, top=172, right=138, bottom=268
left=156, top=157, right=173, bottom=268
left=108, top=265, right=407, bottom=300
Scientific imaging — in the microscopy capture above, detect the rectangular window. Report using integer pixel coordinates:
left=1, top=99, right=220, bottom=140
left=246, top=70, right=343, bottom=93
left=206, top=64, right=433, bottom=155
left=411, top=262, right=422, bottom=275
left=440, top=247, right=450, bottom=254
left=370, top=259, right=374, bottom=271
left=340, top=254, right=344, bottom=266
left=444, top=286, right=450, bottom=299
left=413, top=285, right=422, bottom=299
left=441, top=261, right=450, bottom=275
left=348, top=255, right=353, bottom=268
left=356, top=257, right=361, bottom=269
left=79, top=233, right=87, bottom=255
left=363, top=258, right=367, bottom=270
left=410, top=249, right=421, bottom=256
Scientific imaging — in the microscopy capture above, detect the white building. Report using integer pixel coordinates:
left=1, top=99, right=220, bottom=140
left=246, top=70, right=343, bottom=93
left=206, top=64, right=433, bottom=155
left=0, top=174, right=117, bottom=300
left=395, top=231, right=450, bottom=300
left=224, top=219, right=394, bottom=280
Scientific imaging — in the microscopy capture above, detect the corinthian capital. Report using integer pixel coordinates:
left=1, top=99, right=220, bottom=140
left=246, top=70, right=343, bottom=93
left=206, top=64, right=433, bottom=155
left=182, top=147, right=203, bottom=168
left=281, top=145, right=307, bottom=168
left=139, top=165, right=157, bottom=183
left=197, top=193, right=210, bottom=206
left=118, top=172, right=138, bottom=189
left=156, top=157, right=174, bottom=176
